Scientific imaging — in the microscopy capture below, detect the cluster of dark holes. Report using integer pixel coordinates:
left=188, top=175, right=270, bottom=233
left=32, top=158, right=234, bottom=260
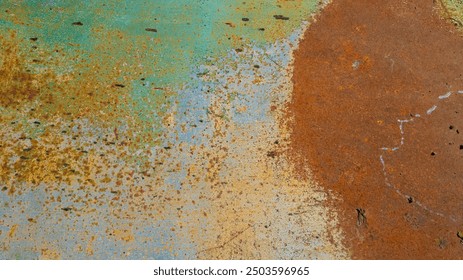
left=430, top=125, right=462, bottom=156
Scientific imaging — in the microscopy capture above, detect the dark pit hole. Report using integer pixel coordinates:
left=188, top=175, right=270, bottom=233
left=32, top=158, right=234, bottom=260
left=431, top=152, right=436, bottom=156
left=273, top=15, right=290, bottom=20
left=267, top=151, right=277, bottom=158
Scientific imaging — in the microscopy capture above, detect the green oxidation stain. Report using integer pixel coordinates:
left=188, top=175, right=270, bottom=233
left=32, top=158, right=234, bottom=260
left=0, top=0, right=321, bottom=138
left=442, top=0, right=463, bottom=27
left=1, top=0, right=319, bottom=85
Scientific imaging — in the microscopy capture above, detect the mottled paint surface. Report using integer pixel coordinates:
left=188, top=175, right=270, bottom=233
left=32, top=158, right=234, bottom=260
left=440, top=0, right=463, bottom=27
left=0, top=0, right=348, bottom=259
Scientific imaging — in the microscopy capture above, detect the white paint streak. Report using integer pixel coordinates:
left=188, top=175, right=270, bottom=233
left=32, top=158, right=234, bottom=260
left=426, top=105, right=437, bottom=115
left=378, top=90, right=462, bottom=222
left=438, top=91, right=452, bottom=99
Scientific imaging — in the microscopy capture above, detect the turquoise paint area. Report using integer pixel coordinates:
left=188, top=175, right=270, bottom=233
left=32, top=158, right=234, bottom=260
left=1, top=0, right=319, bottom=86
left=0, top=0, right=319, bottom=143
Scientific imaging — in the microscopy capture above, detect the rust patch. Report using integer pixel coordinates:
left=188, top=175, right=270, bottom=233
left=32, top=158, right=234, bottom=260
left=0, top=33, right=44, bottom=107
left=289, top=0, right=463, bottom=259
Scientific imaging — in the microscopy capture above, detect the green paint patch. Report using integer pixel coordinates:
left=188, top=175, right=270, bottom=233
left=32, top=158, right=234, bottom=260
left=0, top=0, right=322, bottom=160
left=441, top=0, right=463, bottom=28
left=1, top=0, right=321, bottom=86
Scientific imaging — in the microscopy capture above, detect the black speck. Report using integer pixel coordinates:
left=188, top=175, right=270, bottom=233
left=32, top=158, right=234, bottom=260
left=356, top=208, right=367, bottom=227
left=235, top=48, right=243, bottom=53
left=164, top=146, right=171, bottom=150
left=242, top=18, right=249, bottom=22
left=72, top=21, right=83, bottom=26
left=431, top=152, right=436, bottom=156
left=29, top=37, right=38, bottom=41
left=449, top=125, right=454, bottom=130
left=61, top=207, right=72, bottom=211
left=145, top=28, right=157, bottom=32
left=407, top=196, right=414, bottom=203
left=1, top=187, right=7, bottom=191
left=267, top=151, right=277, bottom=158
left=273, top=15, right=290, bottom=20
left=258, top=28, right=265, bottom=31
left=460, top=145, right=463, bottom=150
left=114, top=84, right=125, bottom=88
left=254, top=65, right=260, bottom=68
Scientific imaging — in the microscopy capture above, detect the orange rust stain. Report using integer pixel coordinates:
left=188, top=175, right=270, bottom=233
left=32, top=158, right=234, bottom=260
left=0, top=33, right=47, bottom=108
left=289, top=0, right=463, bottom=259
left=0, top=28, right=169, bottom=192
left=111, top=229, right=135, bottom=243
left=86, top=236, right=95, bottom=256
left=7, top=224, right=18, bottom=238
left=40, top=248, right=61, bottom=260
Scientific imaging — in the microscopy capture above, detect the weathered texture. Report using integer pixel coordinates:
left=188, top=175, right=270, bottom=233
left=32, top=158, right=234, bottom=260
left=0, top=1, right=347, bottom=259
left=289, top=0, right=463, bottom=259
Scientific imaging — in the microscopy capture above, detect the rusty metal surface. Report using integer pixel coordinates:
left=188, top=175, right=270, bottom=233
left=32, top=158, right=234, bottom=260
left=0, top=0, right=348, bottom=259
left=1, top=0, right=463, bottom=260
left=289, top=0, right=463, bottom=259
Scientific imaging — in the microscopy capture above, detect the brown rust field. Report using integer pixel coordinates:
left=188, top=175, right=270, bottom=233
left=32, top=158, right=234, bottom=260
left=289, top=0, right=463, bottom=259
